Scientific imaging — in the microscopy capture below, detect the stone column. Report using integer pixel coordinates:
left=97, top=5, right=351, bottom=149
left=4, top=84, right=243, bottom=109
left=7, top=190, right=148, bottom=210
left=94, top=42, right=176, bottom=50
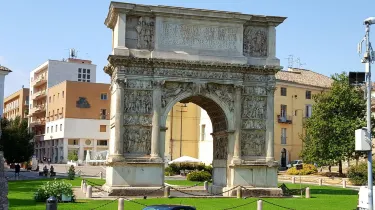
left=159, top=127, right=168, bottom=160
left=150, top=81, right=163, bottom=160
left=232, top=85, right=242, bottom=163
left=112, top=13, right=129, bottom=56
left=267, top=25, right=276, bottom=59
left=266, top=85, right=276, bottom=161
left=108, top=78, right=126, bottom=163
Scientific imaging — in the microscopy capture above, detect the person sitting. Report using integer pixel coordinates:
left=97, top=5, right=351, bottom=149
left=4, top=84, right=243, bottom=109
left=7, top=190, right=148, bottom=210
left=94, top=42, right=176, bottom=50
left=43, top=165, right=48, bottom=176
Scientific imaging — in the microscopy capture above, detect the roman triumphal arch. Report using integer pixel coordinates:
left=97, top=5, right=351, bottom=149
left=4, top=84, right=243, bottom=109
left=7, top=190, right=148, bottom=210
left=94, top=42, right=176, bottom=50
left=102, top=2, right=286, bottom=196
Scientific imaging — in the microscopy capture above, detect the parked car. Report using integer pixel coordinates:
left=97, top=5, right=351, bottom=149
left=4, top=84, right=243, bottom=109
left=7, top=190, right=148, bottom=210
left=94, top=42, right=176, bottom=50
left=357, top=186, right=375, bottom=209
left=143, top=205, right=196, bottom=210
left=286, top=160, right=303, bottom=169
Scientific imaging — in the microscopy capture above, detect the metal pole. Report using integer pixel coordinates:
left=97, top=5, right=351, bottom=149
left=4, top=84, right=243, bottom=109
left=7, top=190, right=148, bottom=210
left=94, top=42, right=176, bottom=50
left=180, top=109, right=183, bottom=157
left=366, top=23, right=374, bottom=210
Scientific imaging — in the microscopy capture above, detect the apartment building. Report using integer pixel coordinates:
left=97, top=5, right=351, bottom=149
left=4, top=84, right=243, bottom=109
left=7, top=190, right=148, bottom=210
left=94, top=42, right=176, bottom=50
left=275, top=68, right=332, bottom=167
left=34, top=81, right=110, bottom=163
left=3, top=87, right=29, bottom=120
left=29, top=58, right=96, bottom=142
left=0, top=65, right=12, bottom=116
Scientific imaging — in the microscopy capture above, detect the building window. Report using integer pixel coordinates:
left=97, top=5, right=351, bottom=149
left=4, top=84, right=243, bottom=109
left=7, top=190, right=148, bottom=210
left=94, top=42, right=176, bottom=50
left=60, top=124, right=62, bottom=131
left=306, top=91, right=312, bottom=99
left=281, top=87, right=287, bottom=96
left=201, top=124, right=206, bottom=141
left=62, top=91, right=64, bottom=98
left=100, top=125, right=106, bottom=132
left=78, top=68, right=90, bottom=82
left=100, top=109, right=107, bottom=119
left=281, top=128, right=287, bottom=145
left=101, top=93, right=108, bottom=100
left=280, top=104, right=287, bottom=117
left=97, top=140, right=108, bottom=146
left=305, top=104, right=312, bottom=118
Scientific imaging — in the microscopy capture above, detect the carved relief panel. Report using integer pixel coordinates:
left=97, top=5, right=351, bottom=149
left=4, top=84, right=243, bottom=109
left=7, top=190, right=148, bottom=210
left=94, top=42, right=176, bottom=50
left=161, top=82, right=193, bottom=108
left=123, top=90, right=152, bottom=114
left=126, top=16, right=155, bottom=50
left=243, top=26, right=268, bottom=57
left=241, top=130, right=266, bottom=156
left=155, top=68, right=243, bottom=80
left=205, top=83, right=234, bottom=111
left=123, top=126, right=152, bottom=154
left=242, top=96, right=267, bottom=119
left=213, top=135, right=228, bottom=160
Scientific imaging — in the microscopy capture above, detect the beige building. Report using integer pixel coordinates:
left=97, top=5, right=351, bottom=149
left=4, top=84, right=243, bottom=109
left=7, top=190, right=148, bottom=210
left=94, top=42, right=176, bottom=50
left=34, top=81, right=110, bottom=163
left=3, top=87, right=29, bottom=120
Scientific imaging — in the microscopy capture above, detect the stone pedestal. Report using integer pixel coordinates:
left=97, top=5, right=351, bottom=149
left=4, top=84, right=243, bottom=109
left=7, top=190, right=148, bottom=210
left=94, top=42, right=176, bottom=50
left=229, top=163, right=278, bottom=188
left=103, top=162, right=164, bottom=196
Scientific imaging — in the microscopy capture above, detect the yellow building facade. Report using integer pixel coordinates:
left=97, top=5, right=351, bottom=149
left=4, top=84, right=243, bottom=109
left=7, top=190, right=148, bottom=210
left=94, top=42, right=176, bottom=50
left=165, top=68, right=332, bottom=167
left=3, top=88, right=29, bottom=120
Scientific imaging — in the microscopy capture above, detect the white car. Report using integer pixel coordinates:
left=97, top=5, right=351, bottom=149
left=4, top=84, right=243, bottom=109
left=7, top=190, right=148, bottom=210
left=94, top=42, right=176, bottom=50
left=286, top=160, right=303, bottom=169
left=357, top=186, right=375, bottom=209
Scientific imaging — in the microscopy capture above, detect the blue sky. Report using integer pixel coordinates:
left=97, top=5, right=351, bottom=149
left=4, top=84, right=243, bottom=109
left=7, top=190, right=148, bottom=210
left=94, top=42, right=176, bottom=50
left=1, top=0, right=374, bottom=96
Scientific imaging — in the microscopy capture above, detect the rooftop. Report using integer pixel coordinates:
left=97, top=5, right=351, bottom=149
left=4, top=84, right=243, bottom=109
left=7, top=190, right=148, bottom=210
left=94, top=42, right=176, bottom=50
left=0, top=65, right=12, bottom=73
left=276, top=68, right=332, bottom=88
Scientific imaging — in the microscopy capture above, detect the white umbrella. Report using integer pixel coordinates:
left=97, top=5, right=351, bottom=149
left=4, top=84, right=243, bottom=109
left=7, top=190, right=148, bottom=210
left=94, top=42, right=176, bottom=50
left=168, top=156, right=202, bottom=164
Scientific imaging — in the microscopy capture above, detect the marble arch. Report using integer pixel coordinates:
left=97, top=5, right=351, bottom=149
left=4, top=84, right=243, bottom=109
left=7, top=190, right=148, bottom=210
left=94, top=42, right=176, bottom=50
left=102, top=2, right=286, bottom=196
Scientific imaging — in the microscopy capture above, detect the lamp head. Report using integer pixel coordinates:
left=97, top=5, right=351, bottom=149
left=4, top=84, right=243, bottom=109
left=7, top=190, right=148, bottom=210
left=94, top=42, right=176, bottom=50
left=364, top=17, right=375, bottom=25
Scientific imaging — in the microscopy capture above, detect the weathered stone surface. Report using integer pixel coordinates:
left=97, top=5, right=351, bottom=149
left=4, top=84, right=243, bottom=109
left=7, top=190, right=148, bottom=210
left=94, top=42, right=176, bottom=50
left=0, top=151, right=8, bottom=210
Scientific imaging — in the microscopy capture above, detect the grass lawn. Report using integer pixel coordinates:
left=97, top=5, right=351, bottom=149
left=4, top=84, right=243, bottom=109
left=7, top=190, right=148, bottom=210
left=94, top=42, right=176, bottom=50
left=9, top=178, right=359, bottom=210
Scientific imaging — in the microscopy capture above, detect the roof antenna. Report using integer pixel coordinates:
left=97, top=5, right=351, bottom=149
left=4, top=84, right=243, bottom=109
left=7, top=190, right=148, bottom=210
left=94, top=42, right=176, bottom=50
left=295, top=58, right=306, bottom=69
left=284, top=55, right=294, bottom=69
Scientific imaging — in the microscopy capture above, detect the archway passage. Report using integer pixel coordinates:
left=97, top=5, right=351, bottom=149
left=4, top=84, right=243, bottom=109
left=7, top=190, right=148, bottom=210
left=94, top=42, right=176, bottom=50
left=281, top=148, right=287, bottom=168
left=164, top=94, right=229, bottom=188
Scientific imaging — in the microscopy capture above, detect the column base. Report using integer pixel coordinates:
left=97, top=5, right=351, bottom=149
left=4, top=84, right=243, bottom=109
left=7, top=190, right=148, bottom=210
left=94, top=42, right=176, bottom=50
left=229, top=164, right=278, bottom=188
left=102, top=185, right=164, bottom=196
left=231, top=156, right=242, bottom=165
left=107, top=154, right=126, bottom=163
left=223, top=186, right=283, bottom=197
left=104, top=162, right=164, bottom=194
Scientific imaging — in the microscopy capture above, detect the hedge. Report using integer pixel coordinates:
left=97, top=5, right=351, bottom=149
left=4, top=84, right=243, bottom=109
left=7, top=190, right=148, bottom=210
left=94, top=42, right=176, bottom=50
left=286, top=164, right=317, bottom=175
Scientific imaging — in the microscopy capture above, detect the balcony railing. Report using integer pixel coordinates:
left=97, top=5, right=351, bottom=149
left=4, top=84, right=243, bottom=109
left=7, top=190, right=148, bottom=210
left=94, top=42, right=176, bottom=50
left=31, top=118, right=46, bottom=125
left=32, top=74, right=47, bottom=86
left=32, top=90, right=47, bottom=100
left=277, top=115, right=292, bottom=124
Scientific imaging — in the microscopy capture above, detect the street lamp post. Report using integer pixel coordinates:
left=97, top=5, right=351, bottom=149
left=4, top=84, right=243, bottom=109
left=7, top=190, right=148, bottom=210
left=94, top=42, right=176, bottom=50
left=359, top=17, right=375, bottom=210
left=176, top=104, right=188, bottom=158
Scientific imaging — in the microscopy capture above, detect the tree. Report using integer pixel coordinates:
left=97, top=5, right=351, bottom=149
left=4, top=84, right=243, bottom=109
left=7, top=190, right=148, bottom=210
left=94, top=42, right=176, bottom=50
left=301, top=72, right=367, bottom=174
left=0, top=116, right=34, bottom=163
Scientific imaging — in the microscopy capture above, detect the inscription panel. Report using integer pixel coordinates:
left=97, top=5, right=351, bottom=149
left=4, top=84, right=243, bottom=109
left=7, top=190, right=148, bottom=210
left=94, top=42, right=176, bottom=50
left=157, top=19, right=242, bottom=54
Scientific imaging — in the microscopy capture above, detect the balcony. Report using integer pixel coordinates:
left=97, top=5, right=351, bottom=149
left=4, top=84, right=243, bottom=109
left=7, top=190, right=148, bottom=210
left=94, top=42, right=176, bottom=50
left=30, top=104, right=46, bottom=115
left=32, top=90, right=47, bottom=101
left=277, top=115, right=292, bottom=124
left=32, top=74, right=47, bottom=87
left=34, top=135, right=44, bottom=142
left=30, top=118, right=46, bottom=126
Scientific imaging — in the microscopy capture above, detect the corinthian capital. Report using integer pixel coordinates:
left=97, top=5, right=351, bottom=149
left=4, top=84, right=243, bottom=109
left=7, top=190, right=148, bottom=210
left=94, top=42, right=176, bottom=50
left=266, top=86, right=277, bottom=95
left=115, top=78, right=127, bottom=88
left=152, top=80, right=165, bottom=89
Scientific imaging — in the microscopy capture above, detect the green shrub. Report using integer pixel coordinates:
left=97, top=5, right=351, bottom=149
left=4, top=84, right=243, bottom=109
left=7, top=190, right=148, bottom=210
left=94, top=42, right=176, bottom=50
left=286, top=164, right=317, bottom=175
left=347, top=162, right=375, bottom=185
left=34, top=180, right=74, bottom=202
left=68, top=165, right=75, bottom=180
left=68, top=151, right=78, bottom=161
left=187, top=171, right=211, bottom=182
left=204, top=165, right=213, bottom=175
left=180, top=163, right=195, bottom=170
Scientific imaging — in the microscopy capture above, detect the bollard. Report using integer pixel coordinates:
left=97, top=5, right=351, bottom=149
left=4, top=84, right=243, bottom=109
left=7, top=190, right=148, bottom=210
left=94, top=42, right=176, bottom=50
left=118, top=198, right=124, bottom=210
left=236, top=187, right=242, bottom=199
left=318, top=178, right=322, bottom=186
left=342, top=180, right=346, bottom=188
left=164, top=186, right=171, bottom=198
left=99, top=171, right=103, bottom=179
left=83, top=182, right=87, bottom=194
left=292, top=176, right=296, bottom=184
left=86, top=185, right=92, bottom=198
left=257, top=200, right=263, bottom=210
left=46, top=196, right=58, bottom=210
left=305, top=187, right=310, bottom=198
left=204, top=181, right=208, bottom=192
